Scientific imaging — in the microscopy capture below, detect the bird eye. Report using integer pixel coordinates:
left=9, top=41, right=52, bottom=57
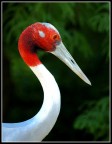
left=52, top=34, right=59, bottom=40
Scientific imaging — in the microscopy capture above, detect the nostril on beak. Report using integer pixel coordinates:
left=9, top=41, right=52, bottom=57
left=70, top=59, right=76, bottom=65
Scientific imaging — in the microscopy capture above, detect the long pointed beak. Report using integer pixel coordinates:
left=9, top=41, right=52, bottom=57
left=51, top=42, right=91, bottom=85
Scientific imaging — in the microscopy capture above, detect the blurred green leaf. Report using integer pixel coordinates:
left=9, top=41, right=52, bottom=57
left=73, top=97, right=109, bottom=140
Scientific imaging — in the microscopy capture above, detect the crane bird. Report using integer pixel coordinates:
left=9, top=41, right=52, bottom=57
left=2, top=22, right=91, bottom=142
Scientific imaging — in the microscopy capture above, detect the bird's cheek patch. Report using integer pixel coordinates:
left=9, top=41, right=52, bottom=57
left=38, top=31, right=45, bottom=38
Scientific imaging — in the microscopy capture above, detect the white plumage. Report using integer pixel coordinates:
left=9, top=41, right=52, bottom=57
left=2, top=64, right=60, bottom=142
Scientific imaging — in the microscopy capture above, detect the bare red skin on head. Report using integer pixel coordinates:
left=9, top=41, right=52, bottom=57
left=18, top=22, right=61, bottom=67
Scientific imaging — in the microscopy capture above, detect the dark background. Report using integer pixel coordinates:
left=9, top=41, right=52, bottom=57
left=2, top=2, right=110, bottom=141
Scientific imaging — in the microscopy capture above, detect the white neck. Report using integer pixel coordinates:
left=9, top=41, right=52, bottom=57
left=2, top=64, right=61, bottom=142
left=29, top=64, right=61, bottom=140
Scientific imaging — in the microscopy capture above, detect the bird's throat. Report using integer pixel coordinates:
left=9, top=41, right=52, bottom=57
left=18, top=27, right=41, bottom=67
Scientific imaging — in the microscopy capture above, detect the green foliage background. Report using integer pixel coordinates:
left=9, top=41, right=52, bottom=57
left=2, top=2, right=110, bottom=141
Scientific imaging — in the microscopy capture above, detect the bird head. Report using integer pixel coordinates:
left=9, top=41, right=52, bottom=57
left=30, top=22, right=61, bottom=52
left=18, top=22, right=91, bottom=85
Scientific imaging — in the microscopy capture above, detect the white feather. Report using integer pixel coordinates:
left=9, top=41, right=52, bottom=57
left=42, top=22, right=59, bottom=34
left=2, top=64, right=60, bottom=142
